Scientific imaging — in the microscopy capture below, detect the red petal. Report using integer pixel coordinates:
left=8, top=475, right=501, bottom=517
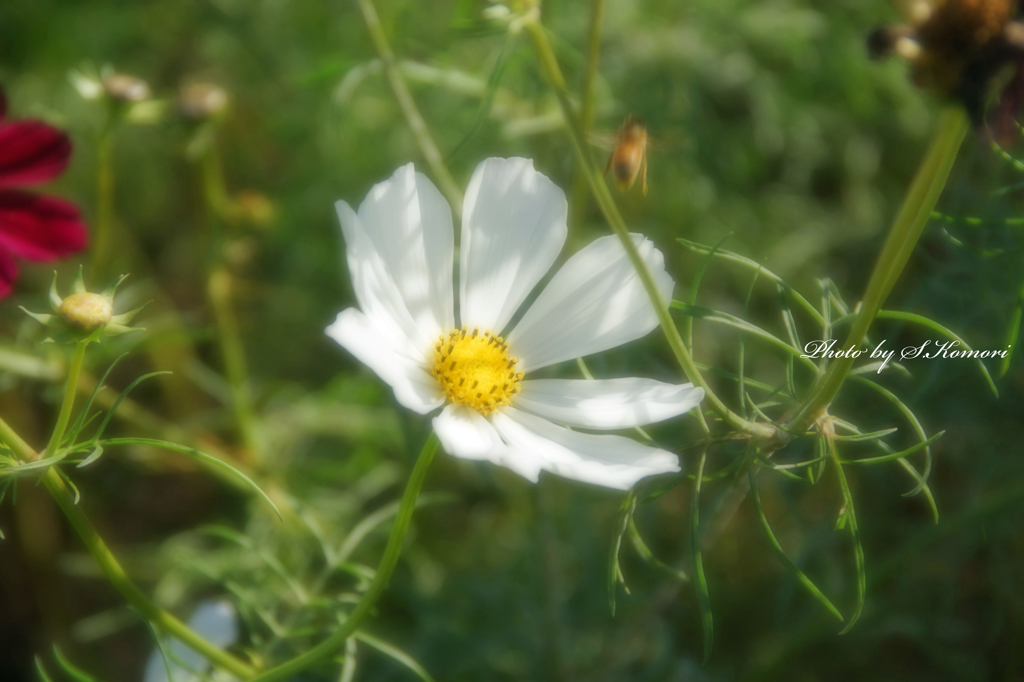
left=0, top=248, right=17, bottom=299
left=0, top=190, right=88, bottom=261
left=0, top=120, right=72, bottom=187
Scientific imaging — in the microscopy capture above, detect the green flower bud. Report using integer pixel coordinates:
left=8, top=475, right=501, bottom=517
left=21, top=268, right=147, bottom=344
left=57, top=292, right=113, bottom=332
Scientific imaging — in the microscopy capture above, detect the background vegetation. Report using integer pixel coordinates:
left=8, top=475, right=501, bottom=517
left=1, top=0, right=1022, bottom=680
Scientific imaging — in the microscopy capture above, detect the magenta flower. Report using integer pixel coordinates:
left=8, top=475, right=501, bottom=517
left=0, top=87, right=88, bottom=297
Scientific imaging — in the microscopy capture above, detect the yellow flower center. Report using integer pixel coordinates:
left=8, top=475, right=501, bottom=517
left=430, top=327, right=523, bottom=416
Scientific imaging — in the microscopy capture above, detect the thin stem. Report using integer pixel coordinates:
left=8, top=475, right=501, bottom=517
left=200, top=141, right=232, bottom=219
left=43, top=340, right=89, bottom=460
left=42, top=469, right=258, bottom=678
left=524, top=17, right=773, bottom=441
left=354, top=0, right=463, bottom=215
left=196, top=140, right=262, bottom=464
left=93, top=131, right=114, bottom=265
left=580, top=0, right=605, bottom=135
left=208, top=267, right=262, bottom=461
left=785, top=108, right=968, bottom=433
left=569, top=0, right=606, bottom=239
left=250, top=431, right=439, bottom=682
left=0, top=417, right=258, bottom=680
left=89, top=131, right=115, bottom=277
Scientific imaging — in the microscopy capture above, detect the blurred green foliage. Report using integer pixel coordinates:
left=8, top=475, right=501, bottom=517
left=1, top=0, right=1024, bottom=680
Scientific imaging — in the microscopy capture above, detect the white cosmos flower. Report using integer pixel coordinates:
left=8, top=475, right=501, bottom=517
left=326, top=157, right=704, bottom=490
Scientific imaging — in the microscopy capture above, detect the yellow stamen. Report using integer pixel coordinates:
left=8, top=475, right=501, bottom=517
left=430, top=327, right=523, bottom=415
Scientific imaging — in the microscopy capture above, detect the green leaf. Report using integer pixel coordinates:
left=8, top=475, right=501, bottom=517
left=818, top=278, right=831, bottom=348
left=355, top=631, right=436, bottom=682
left=737, top=267, right=763, bottom=419
left=684, top=232, right=734, bottom=349
left=64, top=353, right=129, bottom=446
left=747, top=460, right=844, bottom=622
left=92, top=371, right=172, bottom=442
left=56, top=468, right=81, bottom=505
left=691, top=449, right=713, bottom=663
left=199, top=525, right=308, bottom=603
left=20, top=308, right=55, bottom=327
left=99, top=438, right=281, bottom=519
left=998, top=274, right=1024, bottom=379
left=685, top=449, right=747, bottom=483
left=693, top=361, right=794, bottom=401
left=779, top=283, right=803, bottom=360
left=677, top=237, right=824, bottom=326
left=340, top=637, right=358, bottom=682
left=875, top=310, right=997, bottom=397
left=49, top=272, right=62, bottom=311
left=76, top=445, right=104, bottom=468
left=852, top=377, right=933, bottom=496
left=628, top=515, right=689, bottom=583
left=833, top=427, right=898, bottom=442
left=830, top=445, right=865, bottom=634
left=744, top=393, right=810, bottom=438
left=0, top=453, right=68, bottom=479
left=832, top=414, right=940, bottom=523
left=839, top=432, right=945, bottom=465
left=608, top=490, right=636, bottom=616
left=447, top=31, right=516, bottom=160
left=72, top=265, right=86, bottom=294
left=34, top=657, right=55, bottom=682
left=671, top=301, right=816, bottom=371
left=52, top=646, right=105, bottom=682
left=140, top=614, right=175, bottom=682
left=753, top=448, right=812, bottom=483
left=333, top=492, right=454, bottom=566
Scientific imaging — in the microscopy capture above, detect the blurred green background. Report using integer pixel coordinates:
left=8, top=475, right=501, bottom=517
left=1, top=0, right=1023, bottom=680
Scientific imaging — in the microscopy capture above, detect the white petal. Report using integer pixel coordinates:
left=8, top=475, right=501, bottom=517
left=326, top=308, right=444, bottom=414
left=356, top=163, right=455, bottom=339
left=491, top=407, right=680, bottom=490
left=508, top=234, right=674, bottom=372
left=515, top=378, right=704, bottom=429
left=433, top=405, right=542, bottom=482
left=336, top=200, right=428, bottom=358
left=335, top=164, right=455, bottom=354
left=433, top=404, right=505, bottom=461
left=459, top=157, right=567, bottom=333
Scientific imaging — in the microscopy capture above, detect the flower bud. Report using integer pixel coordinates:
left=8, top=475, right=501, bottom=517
left=178, top=82, right=229, bottom=121
left=483, top=4, right=511, bottom=20
left=23, top=269, right=145, bottom=343
left=102, top=73, right=150, bottom=103
left=233, top=190, right=274, bottom=228
left=58, top=292, right=113, bottom=332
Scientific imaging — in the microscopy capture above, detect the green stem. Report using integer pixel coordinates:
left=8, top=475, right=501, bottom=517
left=568, top=0, right=606, bottom=239
left=42, top=469, right=258, bottom=678
left=524, top=18, right=772, bottom=440
left=200, top=142, right=233, bottom=220
left=0, top=417, right=258, bottom=680
left=208, top=267, right=261, bottom=461
left=196, top=141, right=262, bottom=464
left=580, top=0, right=605, bottom=136
left=354, top=0, right=463, bottom=216
left=43, top=340, right=89, bottom=460
left=89, top=131, right=114, bottom=278
left=250, top=431, right=439, bottom=682
left=785, top=108, right=968, bottom=433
